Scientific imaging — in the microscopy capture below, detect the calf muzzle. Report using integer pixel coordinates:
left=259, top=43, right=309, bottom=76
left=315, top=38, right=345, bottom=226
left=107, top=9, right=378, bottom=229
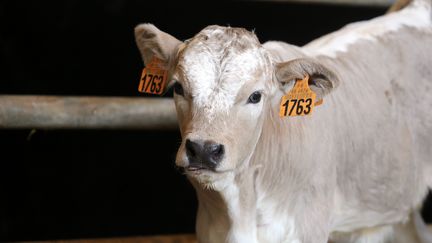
left=185, top=139, right=225, bottom=170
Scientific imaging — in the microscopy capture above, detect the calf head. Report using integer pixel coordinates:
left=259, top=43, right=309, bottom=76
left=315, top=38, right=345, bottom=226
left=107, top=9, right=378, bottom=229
left=135, top=24, right=338, bottom=189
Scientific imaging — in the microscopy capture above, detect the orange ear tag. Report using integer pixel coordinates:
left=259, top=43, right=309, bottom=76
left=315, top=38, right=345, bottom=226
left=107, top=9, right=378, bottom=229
left=138, top=56, right=168, bottom=95
left=279, top=75, right=323, bottom=117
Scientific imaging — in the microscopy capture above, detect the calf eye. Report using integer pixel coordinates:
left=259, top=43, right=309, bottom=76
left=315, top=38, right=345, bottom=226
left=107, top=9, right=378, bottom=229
left=173, top=82, right=184, bottom=96
left=247, top=91, right=262, bottom=104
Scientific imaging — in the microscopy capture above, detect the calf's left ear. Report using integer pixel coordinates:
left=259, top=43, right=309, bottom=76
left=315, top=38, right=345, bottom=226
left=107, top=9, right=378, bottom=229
left=275, top=58, right=340, bottom=100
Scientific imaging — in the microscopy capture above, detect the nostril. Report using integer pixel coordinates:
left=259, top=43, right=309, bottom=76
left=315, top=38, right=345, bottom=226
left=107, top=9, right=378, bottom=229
left=205, top=142, right=225, bottom=162
left=209, top=144, right=223, bottom=156
left=186, top=139, right=197, bottom=157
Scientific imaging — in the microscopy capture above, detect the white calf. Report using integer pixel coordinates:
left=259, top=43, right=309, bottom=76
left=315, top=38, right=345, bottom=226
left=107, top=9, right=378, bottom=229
left=135, top=0, right=432, bottom=242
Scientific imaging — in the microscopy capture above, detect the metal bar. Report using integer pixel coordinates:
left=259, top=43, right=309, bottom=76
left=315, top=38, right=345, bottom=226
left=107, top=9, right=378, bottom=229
left=250, top=0, right=395, bottom=6
left=21, top=234, right=197, bottom=243
left=0, top=95, right=178, bottom=130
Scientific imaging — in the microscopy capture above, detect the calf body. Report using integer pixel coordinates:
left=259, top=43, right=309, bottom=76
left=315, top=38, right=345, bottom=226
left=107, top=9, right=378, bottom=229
left=135, top=1, right=432, bottom=242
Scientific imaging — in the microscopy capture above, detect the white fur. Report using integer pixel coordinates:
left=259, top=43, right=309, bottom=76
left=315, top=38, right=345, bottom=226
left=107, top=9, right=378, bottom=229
left=330, top=188, right=410, bottom=232
left=256, top=200, right=301, bottom=243
left=221, top=184, right=259, bottom=243
left=181, top=43, right=263, bottom=121
left=304, top=1, right=432, bottom=57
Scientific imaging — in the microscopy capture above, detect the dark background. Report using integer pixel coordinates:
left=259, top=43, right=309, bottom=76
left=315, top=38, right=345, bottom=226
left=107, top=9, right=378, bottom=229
left=1, top=0, right=430, bottom=242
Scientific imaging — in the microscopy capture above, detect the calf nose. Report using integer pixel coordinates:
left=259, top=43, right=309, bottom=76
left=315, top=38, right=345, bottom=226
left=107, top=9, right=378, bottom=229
left=185, top=139, right=225, bottom=170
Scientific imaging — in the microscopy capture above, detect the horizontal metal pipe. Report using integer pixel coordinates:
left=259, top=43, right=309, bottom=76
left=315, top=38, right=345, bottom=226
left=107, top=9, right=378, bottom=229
left=0, top=95, right=178, bottom=130
left=251, top=0, right=395, bottom=6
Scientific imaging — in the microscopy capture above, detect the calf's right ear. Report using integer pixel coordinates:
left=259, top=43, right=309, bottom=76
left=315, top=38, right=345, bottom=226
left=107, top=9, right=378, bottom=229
left=134, top=23, right=182, bottom=66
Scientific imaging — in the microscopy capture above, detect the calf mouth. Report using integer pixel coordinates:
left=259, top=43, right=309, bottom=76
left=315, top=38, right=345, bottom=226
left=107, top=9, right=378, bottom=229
left=184, top=161, right=216, bottom=174
left=176, top=161, right=220, bottom=177
left=185, top=165, right=207, bottom=172
left=175, top=164, right=209, bottom=175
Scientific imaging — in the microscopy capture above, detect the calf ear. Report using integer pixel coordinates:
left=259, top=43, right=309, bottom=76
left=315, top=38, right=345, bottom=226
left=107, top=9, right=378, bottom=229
left=275, top=58, right=339, bottom=100
left=134, top=23, right=182, bottom=66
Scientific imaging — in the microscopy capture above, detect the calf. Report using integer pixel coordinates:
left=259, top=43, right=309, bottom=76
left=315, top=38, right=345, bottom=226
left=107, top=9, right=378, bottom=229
left=135, top=0, right=432, bottom=242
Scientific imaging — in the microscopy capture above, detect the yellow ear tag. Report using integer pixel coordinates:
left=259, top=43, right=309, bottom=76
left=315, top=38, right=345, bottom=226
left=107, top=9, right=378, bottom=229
left=279, top=75, right=322, bottom=117
left=138, top=56, right=168, bottom=95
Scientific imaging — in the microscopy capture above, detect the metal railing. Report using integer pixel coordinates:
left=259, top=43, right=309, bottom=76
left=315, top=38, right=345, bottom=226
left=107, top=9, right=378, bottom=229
left=250, top=0, right=395, bottom=6
left=0, top=95, right=178, bottom=130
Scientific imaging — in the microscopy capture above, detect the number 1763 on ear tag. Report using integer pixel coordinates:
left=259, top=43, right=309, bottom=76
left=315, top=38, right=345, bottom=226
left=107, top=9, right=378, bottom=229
left=279, top=75, right=318, bottom=117
left=138, top=57, right=168, bottom=95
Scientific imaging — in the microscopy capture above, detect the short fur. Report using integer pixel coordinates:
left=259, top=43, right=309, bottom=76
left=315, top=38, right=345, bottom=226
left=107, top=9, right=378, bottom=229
left=134, top=0, right=432, bottom=242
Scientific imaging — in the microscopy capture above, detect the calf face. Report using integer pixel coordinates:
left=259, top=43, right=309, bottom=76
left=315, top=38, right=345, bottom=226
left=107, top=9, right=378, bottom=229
left=135, top=24, right=338, bottom=188
left=172, top=26, right=273, bottom=187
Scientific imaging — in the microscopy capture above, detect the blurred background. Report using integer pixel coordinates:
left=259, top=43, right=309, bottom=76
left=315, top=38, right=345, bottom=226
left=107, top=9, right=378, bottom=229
left=0, top=0, right=430, bottom=242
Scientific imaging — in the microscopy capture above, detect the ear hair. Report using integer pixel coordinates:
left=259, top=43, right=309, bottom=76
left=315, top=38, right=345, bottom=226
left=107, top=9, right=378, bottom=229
left=275, top=58, right=340, bottom=99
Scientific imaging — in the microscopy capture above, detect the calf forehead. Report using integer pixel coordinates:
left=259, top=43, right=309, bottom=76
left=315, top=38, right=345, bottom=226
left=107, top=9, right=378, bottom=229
left=177, top=26, right=267, bottom=118
left=181, top=49, right=263, bottom=114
